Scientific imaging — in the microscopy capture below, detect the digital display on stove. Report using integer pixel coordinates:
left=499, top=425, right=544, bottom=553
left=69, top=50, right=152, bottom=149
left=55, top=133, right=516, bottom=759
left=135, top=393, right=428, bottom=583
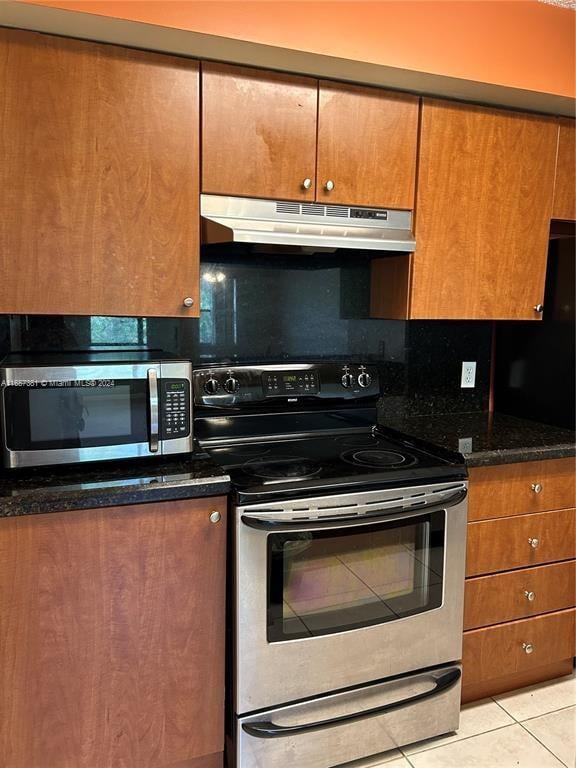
left=263, top=371, right=319, bottom=396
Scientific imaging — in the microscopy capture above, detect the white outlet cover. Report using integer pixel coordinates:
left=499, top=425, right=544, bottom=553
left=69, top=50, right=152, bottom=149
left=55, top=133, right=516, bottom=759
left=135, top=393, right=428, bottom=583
left=461, top=361, right=476, bottom=388
left=458, top=437, right=473, bottom=453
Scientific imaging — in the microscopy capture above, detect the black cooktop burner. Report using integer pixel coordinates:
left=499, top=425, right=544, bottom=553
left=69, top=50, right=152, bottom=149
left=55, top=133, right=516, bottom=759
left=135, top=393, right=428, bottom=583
left=202, top=424, right=465, bottom=503
left=244, top=455, right=322, bottom=481
left=341, top=449, right=416, bottom=468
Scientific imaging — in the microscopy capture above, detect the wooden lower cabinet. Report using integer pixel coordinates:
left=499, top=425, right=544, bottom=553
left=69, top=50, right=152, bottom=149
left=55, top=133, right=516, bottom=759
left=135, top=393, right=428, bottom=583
left=468, top=457, right=576, bottom=521
left=462, top=609, right=576, bottom=703
left=188, top=754, right=224, bottom=768
left=0, top=497, right=227, bottom=768
left=465, top=560, right=576, bottom=630
left=463, top=459, right=576, bottom=702
left=466, top=508, right=576, bottom=576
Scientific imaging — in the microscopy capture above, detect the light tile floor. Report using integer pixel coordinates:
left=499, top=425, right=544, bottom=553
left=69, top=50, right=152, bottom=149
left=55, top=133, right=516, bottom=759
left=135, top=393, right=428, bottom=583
left=347, top=672, right=576, bottom=768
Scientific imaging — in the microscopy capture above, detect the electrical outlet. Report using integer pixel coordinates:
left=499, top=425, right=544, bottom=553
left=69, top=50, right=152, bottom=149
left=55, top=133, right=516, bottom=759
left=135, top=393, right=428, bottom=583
left=461, top=361, right=476, bottom=388
left=458, top=437, right=473, bottom=453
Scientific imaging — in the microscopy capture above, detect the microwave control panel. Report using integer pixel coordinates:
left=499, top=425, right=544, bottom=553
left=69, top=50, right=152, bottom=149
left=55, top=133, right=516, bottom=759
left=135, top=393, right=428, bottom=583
left=161, top=379, right=191, bottom=439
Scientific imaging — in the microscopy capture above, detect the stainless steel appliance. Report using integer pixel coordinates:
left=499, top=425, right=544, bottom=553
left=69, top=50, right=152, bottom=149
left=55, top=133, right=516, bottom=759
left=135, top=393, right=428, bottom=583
left=194, top=362, right=468, bottom=768
left=1, top=352, right=193, bottom=468
left=201, top=195, right=416, bottom=252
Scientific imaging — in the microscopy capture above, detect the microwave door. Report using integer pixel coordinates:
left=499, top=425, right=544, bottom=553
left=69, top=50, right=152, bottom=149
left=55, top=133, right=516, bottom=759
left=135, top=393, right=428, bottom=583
left=1, top=363, right=158, bottom=468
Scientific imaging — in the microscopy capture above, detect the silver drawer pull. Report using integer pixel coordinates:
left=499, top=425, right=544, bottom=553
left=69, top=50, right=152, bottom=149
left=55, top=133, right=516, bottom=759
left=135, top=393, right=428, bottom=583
left=522, top=642, right=534, bottom=654
left=210, top=511, right=221, bottom=524
left=531, top=483, right=543, bottom=494
left=528, top=537, right=540, bottom=549
left=524, top=590, right=536, bottom=602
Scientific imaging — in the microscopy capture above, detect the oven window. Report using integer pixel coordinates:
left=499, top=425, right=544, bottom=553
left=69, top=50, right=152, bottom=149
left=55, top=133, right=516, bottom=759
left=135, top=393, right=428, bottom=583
left=267, top=511, right=444, bottom=642
left=4, top=380, right=148, bottom=450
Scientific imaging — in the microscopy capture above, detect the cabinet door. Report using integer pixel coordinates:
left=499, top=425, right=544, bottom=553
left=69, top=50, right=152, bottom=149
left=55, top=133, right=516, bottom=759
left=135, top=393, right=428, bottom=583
left=202, top=63, right=318, bottom=202
left=464, top=560, right=576, bottom=630
left=552, top=119, right=576, bottom=221
left=411, top=100, right=558, bottom=320
left=463, top=609, right=575, bottom=689
left=466, top=508, right=576, bottom=577
left=0, top=497, right=227, bottom=768
left=0, top=29, right=199, bottom=318
left=316, top=82, right=418, bottom=208
left=468, top=457, right=576, bottom=522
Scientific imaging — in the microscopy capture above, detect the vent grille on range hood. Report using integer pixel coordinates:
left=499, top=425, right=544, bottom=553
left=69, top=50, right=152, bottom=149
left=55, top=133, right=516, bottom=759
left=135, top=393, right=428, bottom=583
left=201, top=195, right=416, bottom=252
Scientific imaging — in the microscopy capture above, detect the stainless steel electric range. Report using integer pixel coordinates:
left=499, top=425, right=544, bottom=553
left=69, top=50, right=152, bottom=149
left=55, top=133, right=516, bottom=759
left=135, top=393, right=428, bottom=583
left=193, top=362, right=468, bottom=768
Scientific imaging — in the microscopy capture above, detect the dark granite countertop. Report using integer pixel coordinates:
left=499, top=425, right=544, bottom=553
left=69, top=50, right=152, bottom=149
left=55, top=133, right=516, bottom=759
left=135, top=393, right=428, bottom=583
left=0, top=448, right=230, bottom=517
left=379, top=411, right=576, bottom=468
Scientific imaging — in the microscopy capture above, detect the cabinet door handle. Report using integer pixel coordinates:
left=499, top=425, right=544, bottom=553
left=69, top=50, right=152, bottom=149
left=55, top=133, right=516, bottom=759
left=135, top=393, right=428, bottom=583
left=533, top=304, right=544, bottom=313
left=522, top=642, right=534, bottom=654
left=324, top=180, right=335, bottom=192
left=210, top=510, right=221, bottom=524
left=531, top=483, right=543, bottom=493
left=183, top=297, right=194, bottom=308
left=528, top=537, right=540, bottom=549
left=524, top=590, right=536, bottom=602
left=302, top=178, right=312, bottom=190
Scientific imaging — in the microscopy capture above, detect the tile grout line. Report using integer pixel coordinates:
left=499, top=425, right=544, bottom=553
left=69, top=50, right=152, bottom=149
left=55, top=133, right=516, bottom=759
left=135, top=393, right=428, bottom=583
left=491, top=692, right=576, bottom=724
left=517, top=719, right=569, bottom=767
left=520, top=703, right=576, bottom=723
left=491, top=695, right=522, bottom=723
left=398, top=722, right=515, bottom=758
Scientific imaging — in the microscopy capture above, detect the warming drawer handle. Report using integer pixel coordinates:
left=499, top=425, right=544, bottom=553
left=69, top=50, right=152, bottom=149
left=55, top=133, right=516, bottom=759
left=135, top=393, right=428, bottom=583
left=242, top=668, right=461, bottom=739
left=241, top=488, right=467, bottom=531
left=148, top=368, right=159, bottom=453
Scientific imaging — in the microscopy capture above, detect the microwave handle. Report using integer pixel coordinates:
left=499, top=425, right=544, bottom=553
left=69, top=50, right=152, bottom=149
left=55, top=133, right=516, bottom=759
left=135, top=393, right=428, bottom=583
left=147, top=368, right=159, bottom=453
left=242, top=667, right=461, bottom=739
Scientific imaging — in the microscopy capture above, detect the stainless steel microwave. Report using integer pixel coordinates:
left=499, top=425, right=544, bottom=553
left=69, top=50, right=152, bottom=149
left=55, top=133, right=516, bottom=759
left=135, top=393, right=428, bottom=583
left=0, top=353, right=193, bottom=468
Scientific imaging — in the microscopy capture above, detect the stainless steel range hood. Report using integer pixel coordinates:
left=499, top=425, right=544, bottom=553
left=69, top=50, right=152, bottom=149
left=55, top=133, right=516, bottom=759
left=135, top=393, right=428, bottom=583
left=201, top=195, right=415, bottom=252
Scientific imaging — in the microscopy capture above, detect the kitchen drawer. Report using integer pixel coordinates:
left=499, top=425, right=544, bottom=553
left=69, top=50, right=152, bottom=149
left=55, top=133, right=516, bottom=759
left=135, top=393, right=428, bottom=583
left=466, top=508, right=576, bottom=576
left=468, top=458, right=575, bottom=521
left=464, top=560, right=576, bottom=629
left=463, top=608, right=576, bottom=688
left=239, top=665, right=461, bottom=768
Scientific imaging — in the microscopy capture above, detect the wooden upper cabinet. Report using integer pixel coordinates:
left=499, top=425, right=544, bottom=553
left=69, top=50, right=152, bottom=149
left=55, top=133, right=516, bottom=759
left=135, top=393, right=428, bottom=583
left=316, top=82, right=418, bottom=208
left=552, top=119, right=576, bottom=221
left=202, top=63, right=318, bottom=201
left=0, top=29, right=200, bottom=318
left=410, top=100, right=559, bottom=320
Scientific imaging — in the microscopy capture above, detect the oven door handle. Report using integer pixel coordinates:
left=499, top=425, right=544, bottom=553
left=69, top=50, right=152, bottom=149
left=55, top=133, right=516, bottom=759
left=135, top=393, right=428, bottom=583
left=147, top=368, right=159, bottom=453
left=242, top=667, right=461, bottom=739
left=240, top=487, right=466, bottom=531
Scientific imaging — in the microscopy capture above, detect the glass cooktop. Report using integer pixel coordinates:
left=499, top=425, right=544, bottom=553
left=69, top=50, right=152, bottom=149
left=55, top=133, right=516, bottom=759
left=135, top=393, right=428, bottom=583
left=204, top=428, right=466, bottom=502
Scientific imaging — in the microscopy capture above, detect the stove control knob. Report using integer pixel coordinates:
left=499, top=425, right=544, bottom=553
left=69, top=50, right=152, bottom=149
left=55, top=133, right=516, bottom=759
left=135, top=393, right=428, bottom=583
left=341, top=373, right=355, bottom=388
left=224, top=376, right=240, bottom=394
left=204, top=377, right=220, bottom=395
left=357, top=372, right=372, bottom=388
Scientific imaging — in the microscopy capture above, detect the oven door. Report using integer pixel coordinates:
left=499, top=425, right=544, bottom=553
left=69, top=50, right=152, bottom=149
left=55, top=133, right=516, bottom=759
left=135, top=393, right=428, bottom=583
left=1, top=363, right=160, bottom=468
left=235, top=481, right=467, bottom=713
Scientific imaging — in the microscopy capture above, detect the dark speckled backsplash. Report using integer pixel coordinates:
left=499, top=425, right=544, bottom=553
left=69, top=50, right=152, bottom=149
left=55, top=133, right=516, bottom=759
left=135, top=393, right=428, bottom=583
left=0, top=249, right=492, bottom=417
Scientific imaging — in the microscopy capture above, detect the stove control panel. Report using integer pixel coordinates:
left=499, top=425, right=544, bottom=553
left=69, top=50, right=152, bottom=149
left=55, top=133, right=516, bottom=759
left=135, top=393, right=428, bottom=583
left=264, top=370, right=319, bottom=396
left=193, top=363, right=379, bottom=408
